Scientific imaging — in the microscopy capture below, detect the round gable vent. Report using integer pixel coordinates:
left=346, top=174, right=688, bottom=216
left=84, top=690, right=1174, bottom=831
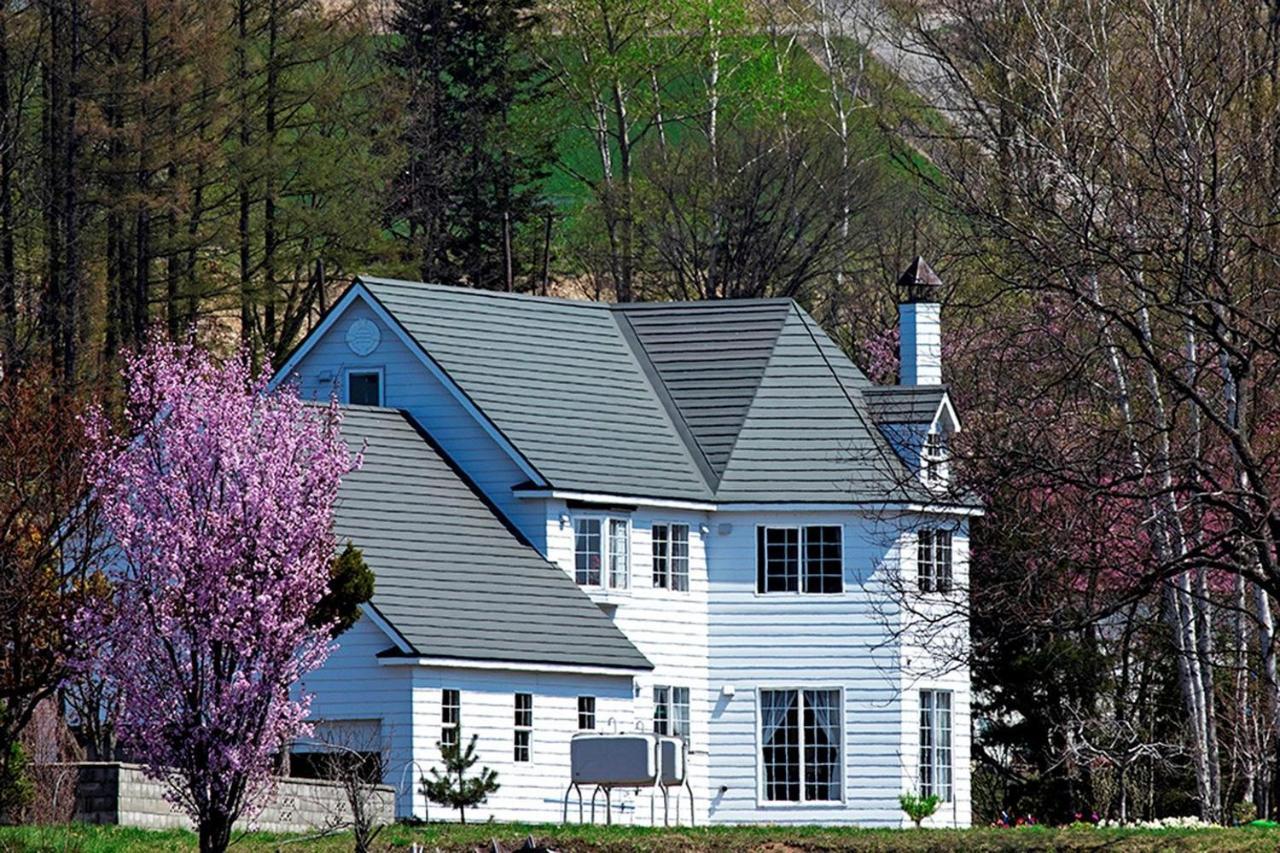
left=345, top=318, right=381, bottom=356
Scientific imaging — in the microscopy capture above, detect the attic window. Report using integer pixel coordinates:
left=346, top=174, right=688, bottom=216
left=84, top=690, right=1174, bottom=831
left=923, top=431, right=947, bottom=485
left=347, top=370, right=382, bottom=406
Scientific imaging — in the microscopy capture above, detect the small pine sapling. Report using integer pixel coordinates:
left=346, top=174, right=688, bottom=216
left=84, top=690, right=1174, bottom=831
left=419, top=730, right=499, bottom=825
left=900, top=791, right=941, bottom=828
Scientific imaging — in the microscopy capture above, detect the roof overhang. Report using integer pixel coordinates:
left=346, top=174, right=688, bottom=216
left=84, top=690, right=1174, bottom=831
left=512, top=486, right=716, bottom=512
left=376, top=655, right=649, bottom=677
left=511, top=487, right=982, bottom=517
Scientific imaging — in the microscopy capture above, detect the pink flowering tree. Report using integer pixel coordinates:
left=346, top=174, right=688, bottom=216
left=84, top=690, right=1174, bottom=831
left=81, top=335, right=359, bottom=853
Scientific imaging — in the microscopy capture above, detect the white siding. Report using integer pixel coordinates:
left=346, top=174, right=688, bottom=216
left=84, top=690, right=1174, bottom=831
left=898, top=521, right=972, bottom=828
left=295, top=615, right=416, bottom=816
left=703, top=510, right=970, bottom=826
left=285, top=298, right=546, bottom=547
left=407, top=666, right=636, bottom=822
left=541, top=499, right=713, bottom=823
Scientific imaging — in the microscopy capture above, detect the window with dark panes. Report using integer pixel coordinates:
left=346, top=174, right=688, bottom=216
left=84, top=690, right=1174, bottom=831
left=917, top=529, right=953, bottom=593
left=652, top=523, right=690, bottom=591
left=760, top=689, right=842, bottom=803
left=758, top=526, right=843, bottom=594
left=441, top=688, right=460, bottom=749
left=577, top=696, right=596, bottom=730
left=514, top=693, right=532, bottom=762
left=347, top=371, right=381, bottom=406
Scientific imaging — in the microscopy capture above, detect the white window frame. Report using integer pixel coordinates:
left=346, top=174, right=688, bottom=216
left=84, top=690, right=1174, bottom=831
left=652, top=685, right=691, bottom=744
left=577, top=696, right=596, bottom=731
left=919, top=689, right=953, bottom=802
left=755, top=686, right=846, bottom=806
left=573, top=514, right=631, bottom=591
left=441, top=688, right=460, bottom=750
left=922, top=430, right=948, bottom=486
left=755, top=524, right=845, bottom=595
left=343, top=366, right=385, bottom=406
left=652, top=522, right=691, bottom=592
left=513, top=693, right=533, bottom=763
left=917, top=528, right=953, bottom=594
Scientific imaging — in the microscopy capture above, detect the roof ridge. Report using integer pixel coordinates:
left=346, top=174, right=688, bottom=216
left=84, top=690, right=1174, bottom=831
left=357, top=275, right=612, bottom=310
left=791, top=306, right=919, bottom=500
left=613, top=311, right=721, bottom=492
left=707, top=304, right=795, bottom=495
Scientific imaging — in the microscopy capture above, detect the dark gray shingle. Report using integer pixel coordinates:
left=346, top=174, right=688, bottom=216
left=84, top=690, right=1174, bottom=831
left=335, top=406, right=651, bottom=671
left=863, top=385, right=950, bottom=426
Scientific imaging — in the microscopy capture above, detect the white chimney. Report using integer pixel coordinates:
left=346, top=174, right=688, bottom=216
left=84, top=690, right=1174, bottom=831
left=897, top=256, right=943, bottom=386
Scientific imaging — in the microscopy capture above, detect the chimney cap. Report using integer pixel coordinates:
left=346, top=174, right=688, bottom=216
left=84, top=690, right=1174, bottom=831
left=898, top=256, right=943, bottom=303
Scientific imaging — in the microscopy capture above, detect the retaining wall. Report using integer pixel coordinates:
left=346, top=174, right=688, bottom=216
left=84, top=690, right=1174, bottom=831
left=71, top=762, right=395, bottom=833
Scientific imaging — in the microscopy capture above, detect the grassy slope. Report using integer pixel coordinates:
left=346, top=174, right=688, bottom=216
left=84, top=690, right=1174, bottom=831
left=4, top=824, right=1280, bottom=853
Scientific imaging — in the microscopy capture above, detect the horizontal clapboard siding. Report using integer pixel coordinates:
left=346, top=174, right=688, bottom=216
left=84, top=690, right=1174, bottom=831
left=543, top=501, right=714, bottom=822
left=296, top=616, right=416, bottom=815
left=706, top=510, right=936, bottom=826
left=409, top=668, right=637, bottom=822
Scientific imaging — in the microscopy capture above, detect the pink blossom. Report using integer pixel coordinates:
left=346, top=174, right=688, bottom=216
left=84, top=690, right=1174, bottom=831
left=80, top=332, right=359, bottom=851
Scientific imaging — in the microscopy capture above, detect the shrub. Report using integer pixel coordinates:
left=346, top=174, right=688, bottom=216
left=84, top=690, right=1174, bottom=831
left=900, top=790, right=941, bottom=828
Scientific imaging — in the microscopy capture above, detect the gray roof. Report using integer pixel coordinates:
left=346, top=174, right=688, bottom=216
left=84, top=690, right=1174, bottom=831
left=864, top=385, right=950, bottom=425
left=360, top=277, right=713, bottom=501
left=354, top=277, right=931, bottom=505
left=334, top=405, right=651, bottom=671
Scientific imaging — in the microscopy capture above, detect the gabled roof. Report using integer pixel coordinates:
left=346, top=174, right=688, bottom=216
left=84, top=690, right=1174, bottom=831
left=334, top=405, right=651, bottom=671
left=341, top=277, right=936, bottom=505
left=864, top=385, right=956, bottom=430
left=359, top=277, right=714, bottom=501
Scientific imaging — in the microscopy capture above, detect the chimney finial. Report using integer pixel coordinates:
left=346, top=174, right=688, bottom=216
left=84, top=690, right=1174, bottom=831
left=897, top=256, right=943, bottom=303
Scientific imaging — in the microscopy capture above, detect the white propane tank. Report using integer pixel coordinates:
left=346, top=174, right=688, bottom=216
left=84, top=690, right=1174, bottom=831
left=570, top=733, right=659, bottom=787
left=658, top=736, right=685, bottom=786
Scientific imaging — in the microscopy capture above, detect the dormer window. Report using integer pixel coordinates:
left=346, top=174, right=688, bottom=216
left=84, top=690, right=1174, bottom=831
left=574, top=516, right=630, bottom=590
left=923, top=431, right=947, bottom=485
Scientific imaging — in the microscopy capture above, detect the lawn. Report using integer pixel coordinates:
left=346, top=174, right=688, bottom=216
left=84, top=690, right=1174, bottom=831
left=4, top=823, right=1280, bottom=853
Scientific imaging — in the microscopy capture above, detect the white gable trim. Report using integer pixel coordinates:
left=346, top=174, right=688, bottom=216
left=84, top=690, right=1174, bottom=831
left=359, top=604, right=414, bottom=655
left=932, top=394, right=961, bottom=434
left=273, top=283, right=547, bottom=487
left=376, top=655, right=646, bottom=677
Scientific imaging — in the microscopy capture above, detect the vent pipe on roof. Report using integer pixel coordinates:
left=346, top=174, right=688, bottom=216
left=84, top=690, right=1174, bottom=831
left=897, top=256, right=943, bottom=386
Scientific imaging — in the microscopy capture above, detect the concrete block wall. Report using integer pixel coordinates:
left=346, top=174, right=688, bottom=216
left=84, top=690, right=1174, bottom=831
left=71, top=763, right=395, bottom=833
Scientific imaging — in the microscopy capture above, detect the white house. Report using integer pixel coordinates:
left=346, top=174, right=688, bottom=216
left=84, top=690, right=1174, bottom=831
left=277, top=257, right=977, bottom=827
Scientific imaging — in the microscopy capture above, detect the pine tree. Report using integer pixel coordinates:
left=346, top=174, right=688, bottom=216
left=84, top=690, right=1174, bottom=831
left=419, top=729, right=499, bottom=824
left=386, top=0, right=551, bottom=290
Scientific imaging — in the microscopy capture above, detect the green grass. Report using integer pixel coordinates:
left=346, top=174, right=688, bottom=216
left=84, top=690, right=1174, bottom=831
left=5, top=823, right=1280, bottom=852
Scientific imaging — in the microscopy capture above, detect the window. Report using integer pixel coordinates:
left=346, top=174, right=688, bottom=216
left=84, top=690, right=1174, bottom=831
left=577, top=696, right=596, bottom=731
left=917, top=529, right=953, bottom=593
left=441, top=689, right=460, bottom=750
left=652, top=685, right=690, bottom=742
left=759, top=689, right=842, bottom=803
left=919, top=690, right=953, bottom=801
left=574, top=519, right=602, bottom=586
left=756, top=526, right=843, bottom=594
left=652, top=523, right=690, bottom=591
left=347, top=371, right=381, bottom=406
left=923, top=431, right=947, bottom=485
left=574, top=516, right=630, bottom=590
left=609, top=518, right=630, bottom=588
left=514, top=693, right=532, bottom=762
